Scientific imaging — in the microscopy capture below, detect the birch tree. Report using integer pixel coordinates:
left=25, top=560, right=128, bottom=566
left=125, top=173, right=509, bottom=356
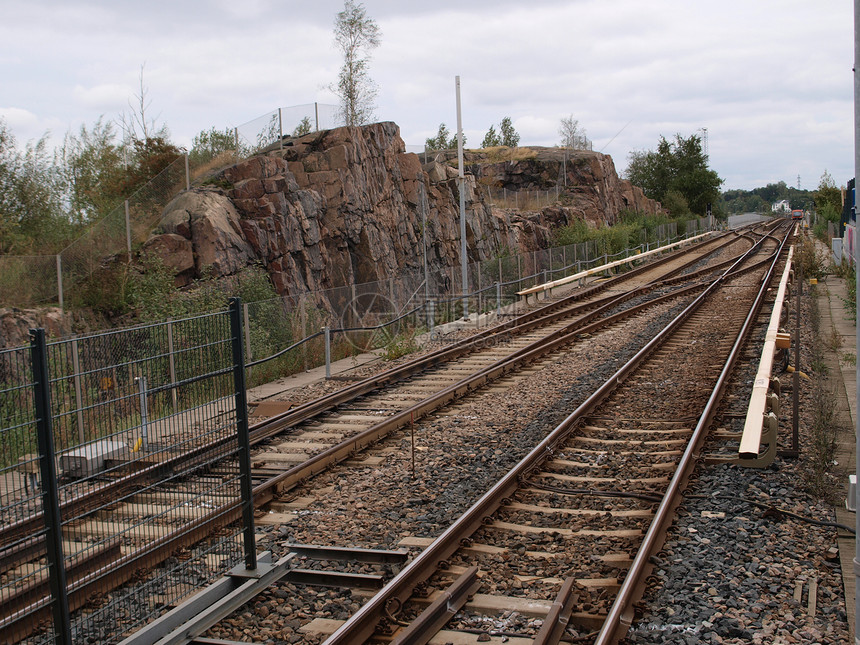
left=332, top=1, right=381, bottom=127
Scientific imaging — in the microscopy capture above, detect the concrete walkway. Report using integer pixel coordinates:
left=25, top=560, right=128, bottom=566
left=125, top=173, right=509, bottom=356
left=817, top=272, right=857, bottom=641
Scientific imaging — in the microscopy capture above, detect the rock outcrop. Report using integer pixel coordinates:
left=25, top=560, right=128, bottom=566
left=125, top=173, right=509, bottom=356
left=0, top=307, right=75, bottom=349
left=147, top=122, right=660, bottom=298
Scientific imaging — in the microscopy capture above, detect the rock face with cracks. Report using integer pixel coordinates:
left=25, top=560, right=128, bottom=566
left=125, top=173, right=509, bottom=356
left=147, top=122, right=660, bottom=295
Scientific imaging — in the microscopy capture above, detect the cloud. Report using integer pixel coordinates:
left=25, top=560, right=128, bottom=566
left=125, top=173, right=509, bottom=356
left=0, top=0, right=853, bottom=189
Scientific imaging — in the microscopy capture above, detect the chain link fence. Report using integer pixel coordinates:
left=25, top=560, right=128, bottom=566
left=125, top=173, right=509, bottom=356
left=1, top=104, right=342, bottom=310
left=239, top=218, right=712, bottom=384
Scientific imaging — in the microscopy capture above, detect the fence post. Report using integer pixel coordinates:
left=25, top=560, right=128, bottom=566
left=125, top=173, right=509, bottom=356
left=278, top=108, right=283, bottom=150
left=184, top=153, right=191, bottom=191
left=70, top=336, right=85, bottom=445
left=228, top=298, right=256, bottom=570
left=300, top=297, right=308, bottom=371
left=323, top=326, right=331, bottom=379
left=498, top=257, right=503, bottom=285
left=314, top=102, right=320, bottom=131
left=125, top=200, right=132, bottom=255
left=234, top=127, right=239, bottom=162
left=30, top=328, right=72, bottom=645
left=517, top=255, right=522, bottom=292
left=167, top=318, right=177, bottom=412
left=56, top=255, right=64, bottom=311
left=496, top=282, right=501, bottom=319
left=134, top=376, right=149, bottom=452
left=243, top=303, right=253, bottom=363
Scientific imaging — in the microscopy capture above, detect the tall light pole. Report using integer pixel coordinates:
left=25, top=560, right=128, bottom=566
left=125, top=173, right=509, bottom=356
left=455, top=76, right=469, bottom=321
left=853, top=2, right=859, bottom=640
left=698, top=127, right=709, bottom=158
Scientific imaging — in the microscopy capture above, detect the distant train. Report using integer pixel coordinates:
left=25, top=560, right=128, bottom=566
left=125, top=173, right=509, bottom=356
left=791, top=209, right=803, bottom=221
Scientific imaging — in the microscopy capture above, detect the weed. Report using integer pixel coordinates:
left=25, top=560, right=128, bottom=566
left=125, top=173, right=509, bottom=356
left=842, top=352, right=856, bottom=366
left=826, top=327, right=842, bottom=352
left=801, top=293, right=843, bottom=502
left=794, top=234, right=824, bottom=281
left=380, top=327, right=419, bottom=361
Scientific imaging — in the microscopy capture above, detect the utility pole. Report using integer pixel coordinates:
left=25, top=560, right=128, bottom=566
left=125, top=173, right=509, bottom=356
left=456, top=76, right=469, bottom=321
left=853, top=2, right=859, bottom=640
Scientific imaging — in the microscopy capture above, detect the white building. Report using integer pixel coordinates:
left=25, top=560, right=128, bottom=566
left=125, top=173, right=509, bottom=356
left=772, top=200, right=790, bottom=213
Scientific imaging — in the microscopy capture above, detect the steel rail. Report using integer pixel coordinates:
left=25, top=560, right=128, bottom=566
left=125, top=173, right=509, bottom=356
left=321, top=227, right=783, bottom=644
left=594, top=226, right=793, bottom=644
left=0, top=232, right=733, bottom=558
left=0, top=231, right=743, bottom=641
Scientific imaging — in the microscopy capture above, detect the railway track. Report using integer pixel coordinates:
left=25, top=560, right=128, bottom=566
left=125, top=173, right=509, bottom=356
left=311, top=224, right=791, bottom=644
left=1, top=226, right=788, bottom=643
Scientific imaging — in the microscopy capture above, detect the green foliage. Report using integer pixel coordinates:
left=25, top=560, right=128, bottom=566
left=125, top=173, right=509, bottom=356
left=660, top=189, right=690, bottom=217
left=59, top=117, right=127, bottom=224
left=720, top=181, right=816, bottom=215
left=0, top=118, right=76, bottom=254
left=189, top=127, right=235, bottom=165
left=332, top=0, right=381, bottom=127
left=553, top=211, right=694, bottom=256
left=292, top=116, right=313, bottom=137
left=795, top=235, right=824, bottom=281
left=426, top=123, right=464, bottom=151
left=127, top=256, right=280, bottom=324
left=625, top=133, right=723, bottom=217
left=128, top=254, right=178, bottom=322
left=815, top=170, right=842, bottom=214
left=802, top=294, right=841, bottom=501
left=499, top=117, right=520, bottom=147
left=381, top=326, right=419, bottom=361
left=839, top=260, right=856, bottom=324
left=481, top=125, right=501, bottom=148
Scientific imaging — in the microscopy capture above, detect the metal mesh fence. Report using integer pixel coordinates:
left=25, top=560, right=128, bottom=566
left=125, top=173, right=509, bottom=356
left=235, top=103, right=342, bottom=157
left=2, top=104, right=342, bottom=309
left=0, top=344, right=52, bottom=644
left=0, top=255, right=58, bottom=306
left=239, top=218, right=710, bottom=379
left=0, top=306, right=251, bottom=644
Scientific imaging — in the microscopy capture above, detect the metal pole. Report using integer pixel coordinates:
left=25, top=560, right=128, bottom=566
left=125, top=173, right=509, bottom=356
left=70, top=336, right=85, bottom=444
left=184, top=153, right=190, bottom=191
left=278, top=108, right=283, bottom=150
left=135, top=376, right=149, bottom=452
left=853, top=3, right=860, bottom=632
left=455, top=75, right=469, bottom=321
left=56, top=255, right=63, bottom=311
left=234, top=127, right=239, bottom=161
left=229, top=298, right=256, bottom=570
left=421, top=184, right=430, bottom=309
left=30, top=328, right=72, bottom=645
left=243, top=303, right=253, bottom=363
left=167, top=318, right=177, bottom=412
left=125, top=200, right=132, bottom=255
left=300, top=297, right=308, bottom=371
left=324, top=326, right=331, bottom=379
left=496, top=282, right=501, bottom=319
left=314, top=102, right=320, bottom=131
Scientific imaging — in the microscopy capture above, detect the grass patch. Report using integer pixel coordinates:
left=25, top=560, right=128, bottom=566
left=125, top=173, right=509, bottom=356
left=480, top=146, right=539, bottom=164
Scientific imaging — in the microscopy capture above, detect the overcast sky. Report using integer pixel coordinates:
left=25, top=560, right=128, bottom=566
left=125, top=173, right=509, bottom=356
left=0, top=0, right=853, bottom=191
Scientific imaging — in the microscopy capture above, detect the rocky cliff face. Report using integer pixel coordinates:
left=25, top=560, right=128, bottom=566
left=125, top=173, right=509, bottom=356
left=145, top=122, right=659, bottom=298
